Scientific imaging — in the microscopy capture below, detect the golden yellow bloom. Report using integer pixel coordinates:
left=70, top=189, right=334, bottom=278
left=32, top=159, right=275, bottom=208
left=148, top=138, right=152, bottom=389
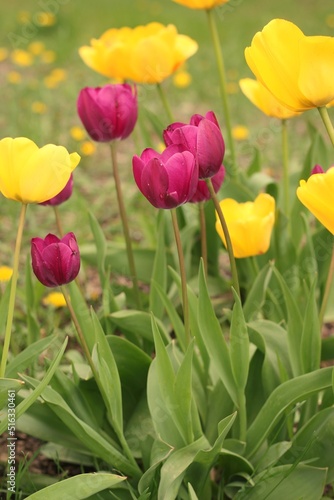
left=11, top=49, right=34, bottom=67
left=80, top=141, right=96, bottom=156
left=173, top=69, right=192, bottom=88
left=31, top=101, right=48, bottom=114
left=79, top=22, right=198, bottom=84
left=42, top=292, right=66, bottom=308
left=40, top=50, right=56, bottom=64
left=70, top=126, right=86, bottom=141
left=28, top=41, right=45, bottom=55
left=172, top=0, right=229, bottom=8
left=245, top=19, right=334, bottom=112
left=0, top=137, right=80, bottom=204
left=7, top=71, right=22, bottom=84
left=297, top=168, right=334, bottom=234
left=239, top=78, right=301, bottom=119
left=36, top=12, right=56, bottom=27
left=0, top=266, right=13, bottom=282
left=216, top=193, right=275, bottom=258
left=232, top=125, right=249, bottom=141
left=0, top=48, right=8, bottom=62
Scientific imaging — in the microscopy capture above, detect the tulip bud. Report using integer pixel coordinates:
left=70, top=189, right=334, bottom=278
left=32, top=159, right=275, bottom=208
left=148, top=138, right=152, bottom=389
left=132, top=144, right=198, bottom=209
left=31, top=232, right=80, bottom=287
left=163, top=111, right=225, bottom=179
left=77, top=83, right=138, bottom=142
left=40, top=173, right=73, bottom=206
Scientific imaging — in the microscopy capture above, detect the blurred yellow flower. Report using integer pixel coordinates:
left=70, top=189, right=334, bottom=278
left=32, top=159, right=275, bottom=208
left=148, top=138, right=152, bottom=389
left=17, top=11, right=31, bottom=24
left=172, top=0, right=229, bottom=8
left=216, top=193, right=276, bottom=258
left=7, top=71, right=22, bottom=84
left=0, top=266, right=13, bottom=282
left=31, top=101, right=48, bottom=114
left=0, top=137, right=80, bottom=204
left=239, top=78, right=300, bottom=119
left=226, top=82, right=239, bottom=94
left=173, top=69, right=192, bottom=88
left=232, top=125, right=249, bottom=141
left=70, top=126, right=86, bottom=141
left=0, top=48, right=8, bottom=62
left=326, top=14, right=334, bottom=29
left=36, top=12, right=56, bottom=27
left=11, top=49, right=34, bottom=67
left=40, top=50, right=56, bottom=64
left=245, top=19, right=334, bottom=112
left=297, top=168, right=334, bottom=234
left=42, top=292, right=66, bottom=308
left=79, top=22, right=198, bottom=84
left=80, top=141, right=96, bottom=156
left=28, top=41, right=45, bottom=55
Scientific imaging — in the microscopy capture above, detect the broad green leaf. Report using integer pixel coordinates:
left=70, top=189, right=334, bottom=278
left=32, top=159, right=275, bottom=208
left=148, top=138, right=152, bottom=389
left=300, top=279, right=321, bottom=373
left=230, top=289, right=249, bottom=391
left=174, top=340, right=195, bottom=444
left=6, top=335, right=58, bottom=379
left=88, top=210, right=107, bottom=284
left=246, top=366, right=333, bottom=458
left=253, top=441, right=291, bottom=472
left=234, top=464, right=327, bottom=500
left=243, top=263, right=273, bottom=321
left=0, top=378, right=24, bottom=410
left=197, top=261, right=237, bottom=406
left=149, top=211, right=168, bottom=319
left=188, top=483, right=199, bottom=500
left=0, top=277, right=11, bottom=337
left=25, top=472, right=126, bottom=499
left=67, top=280, right=95, bottom=352
left=0, top=338, right=68, bottom=434
left=109, top=309, right=168, bottom=343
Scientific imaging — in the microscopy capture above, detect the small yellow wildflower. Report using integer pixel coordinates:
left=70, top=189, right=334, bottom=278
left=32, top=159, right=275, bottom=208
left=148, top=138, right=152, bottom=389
left=0, top=266, right=13, bottom=282
left=36, top=12, right=56, bottom=27
left=31, top=101, right=48, bottom=114
left=232, top=125, right=250, bottom=141
left=7, top=71, right=22, bottom=84
left=70, top=126, right=86, bottom=141
left=0, top=48, right=9, bottom=62
left=80, top=141, right=96, bottom=156
left=50, top=68, right=67, bottom=82
left=28, top=41, right=45, bottom=55
left=173, top=70, right=192, bottom=88
left=17, top=11, right=31, bottom=24
left=11, top=49, right=34, bottom=67
left=42, top=292, right=67, bottom=308
left=40, top=50, right=56, bottom=64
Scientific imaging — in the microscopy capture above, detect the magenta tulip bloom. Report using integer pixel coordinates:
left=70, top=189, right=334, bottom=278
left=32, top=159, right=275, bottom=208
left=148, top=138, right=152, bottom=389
left=189, top=164, right=225, bottom=203
left=40, top=173, right=73, bottom=206
left=77, top=83, right=138, bottom=142
left=163, top=111, right=225, bottom=179
left=132, top=144, right=198, bottom=209
left=31, top=232, right=80, bottom=287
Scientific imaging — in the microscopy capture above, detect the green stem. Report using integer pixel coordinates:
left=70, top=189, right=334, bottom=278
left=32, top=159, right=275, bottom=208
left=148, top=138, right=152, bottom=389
left=199, top=202, right=208, bottom=276
left=171, top=208, right=190, bottom=345
left=0, top=203, right=27, bottom=378
left=281, top=119, right=290, bottom=217
left=318, top=106, right=334, bottom=146
left=319, top=240, right=334, bottom=326
left=206, top=178, right=240, bottom=298
left=156, top=82, right=174, bottom=123
left=53, top=206, right=64, bottom=237
left=110, top=142, right=141, bottom=309
left=206, top=8, right=237, bottom=175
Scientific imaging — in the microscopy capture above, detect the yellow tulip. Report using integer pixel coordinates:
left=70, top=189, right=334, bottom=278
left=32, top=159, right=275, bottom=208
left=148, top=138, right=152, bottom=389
left=216, top=193, right=275, bottom=258
left=245, top=19, right=334, bottom=112
left=297, top=168, right=334, bottom=234
left=0, top=137, right=80, bottom=204
left=239, top=78, right=300, bottom=119
left=79, top=22, right=198, bottom=84
left=172, top=0, right=229, bottom=8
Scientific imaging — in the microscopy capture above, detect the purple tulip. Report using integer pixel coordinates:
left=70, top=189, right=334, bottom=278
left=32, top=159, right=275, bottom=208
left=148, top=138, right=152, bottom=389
left=132, top=144, right=198, bottom=209
left=189, top=164, right=225, bottom=203
left=31, top=232, right=80, bottom=287
left=40, top=173, right=73, bottom=206
left=77, top=84, right=138, bottom=142
left=163, top=111, right=225, bottom=179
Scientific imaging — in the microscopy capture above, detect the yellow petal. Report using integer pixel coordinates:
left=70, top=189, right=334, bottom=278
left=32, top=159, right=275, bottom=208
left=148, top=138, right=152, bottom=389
left=239, top=78, right=300, bottom=119
left=297, top=168, right=334, bottom=234
left=245, top=19, right=313, bottom=111
left=172, top=0, right=228, bottom=8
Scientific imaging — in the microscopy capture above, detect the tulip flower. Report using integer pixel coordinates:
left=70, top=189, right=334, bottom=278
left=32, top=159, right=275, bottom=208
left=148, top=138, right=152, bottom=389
left=297, top=167, right=334, bottom=234
left=239, top=78, right=300, bottom=119
left=190, top=164, right=225, bottom=203
left=40, top=173, right=73, bottom=206
left=215, top=193, right=276, bottom=258
left=31, top=232, right=80, bottom=287
left=172, top=0, right=229, bottom=8
left=79, top=22, right=198, bottom=84
left=0, top=137, right=80, bottom=204
left=245, top=19, right=334, bottom=112
left=77, top=84, right=138, bottom=142
left=163, top=111, right=225, bottom=178
left=132, top=144, right=198, bottom=209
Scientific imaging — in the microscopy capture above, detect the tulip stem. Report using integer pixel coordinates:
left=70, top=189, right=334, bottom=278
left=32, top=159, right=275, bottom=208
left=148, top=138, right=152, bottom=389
left=110, top=142, right=142, bottom=309
left=156, top=83, right=174, bottom=123
left=171, top=208, right=190, bottom=345
left=206, top=8, right=237, bottom=176
left=206, top=178, right=240, bottom=298
left=318, top=106, right=334, bottom=147
left=0, top=203, right=27, bottom=378
left=199, top=202, right=208, bottom=276
left=53, top=206, right=64, bottom=237
left=281, top=119, right=290, bottom=218
left=319, top=239, right=334, bottom=326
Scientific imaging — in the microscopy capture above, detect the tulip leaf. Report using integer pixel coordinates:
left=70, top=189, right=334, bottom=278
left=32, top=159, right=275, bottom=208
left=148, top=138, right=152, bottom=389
left=0, top=277, right=11, bottom=338
left=109, top=309, right=168, bottom=343
left=149, top=209, right=168, bottom=320
left=230, top=289, right=249, bottom=391
left=197, top=261, right=237, bottom=406
left=88, top=210, right=107, bottom=285
left=67, top=280, right=95, bottom=352
left=24, top=472, right=126, bottom=499
left=300, top=279, right=321, bottom=374
left=0, top=378, right=24, bottom=411
left=242, top=262, right=273, bottom=321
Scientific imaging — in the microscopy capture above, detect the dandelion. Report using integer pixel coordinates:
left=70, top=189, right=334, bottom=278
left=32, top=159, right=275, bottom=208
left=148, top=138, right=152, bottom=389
left=0, top=266, right=13, bottom=283
left=232, top=125, right=249, bottom=141
left=42, top=291, right=67, bottom=308
left=11, top=49, right=34, bottom=67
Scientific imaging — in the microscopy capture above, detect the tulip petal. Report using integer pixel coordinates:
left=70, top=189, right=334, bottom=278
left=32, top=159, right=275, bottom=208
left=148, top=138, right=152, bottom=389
left=141, top=158, right=170, bottom=207
left=197, top=119, right=225, bottom=178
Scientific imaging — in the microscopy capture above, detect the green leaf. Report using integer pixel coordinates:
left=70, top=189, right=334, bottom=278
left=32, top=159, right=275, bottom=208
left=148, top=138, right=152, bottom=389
left=197, top=261, right=237, bottom=405
left=88, top=210, right=107, bottom=284
left=25, top=472, right=126, bottom=499
left=174, top=340, right=195, bottom=444
left=149, top=211, right=168, bottom=319
left=300, top=279, right=321, bottom=373
left=0, top=378, right=24, bottom=410
left=243, top=263, right=273, bottom=321
left=246, top=366, right=334, bottom=458
left=230, top=289, right=249, bottom=391
left=6, top=335, right=58, bottom=379
left=0, top=277, right=11, bottom=337
left=67, top=281, right=95, bottom=352
left=109, top=309, right=168, bottom=343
